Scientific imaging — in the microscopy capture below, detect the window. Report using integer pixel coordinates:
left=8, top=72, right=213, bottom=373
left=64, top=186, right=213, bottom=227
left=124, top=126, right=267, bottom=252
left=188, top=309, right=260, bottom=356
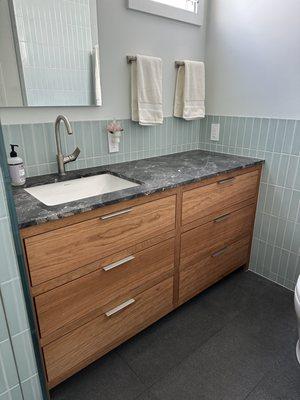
left=128, top=0, right=203, bottom=26
left=151, top=0, right=198, bottom=13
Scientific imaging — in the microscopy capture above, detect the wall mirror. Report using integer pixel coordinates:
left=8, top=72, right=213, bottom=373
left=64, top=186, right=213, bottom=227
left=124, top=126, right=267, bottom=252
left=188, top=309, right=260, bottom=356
left=0, top=0, right=101, bottom=107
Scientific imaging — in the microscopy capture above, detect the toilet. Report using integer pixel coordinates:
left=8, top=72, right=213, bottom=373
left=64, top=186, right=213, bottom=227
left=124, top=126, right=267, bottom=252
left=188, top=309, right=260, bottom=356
left=295, top=275, right=300, bottom=364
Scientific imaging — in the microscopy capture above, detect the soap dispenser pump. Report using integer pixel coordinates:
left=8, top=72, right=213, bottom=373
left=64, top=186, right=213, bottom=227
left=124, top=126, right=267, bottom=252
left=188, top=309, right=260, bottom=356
left=7, top=144, right=26, bottom=186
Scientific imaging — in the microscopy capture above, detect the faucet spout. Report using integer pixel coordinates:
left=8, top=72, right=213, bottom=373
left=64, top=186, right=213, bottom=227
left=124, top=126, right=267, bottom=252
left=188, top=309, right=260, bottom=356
left=54, top=115, right=80, bottom=176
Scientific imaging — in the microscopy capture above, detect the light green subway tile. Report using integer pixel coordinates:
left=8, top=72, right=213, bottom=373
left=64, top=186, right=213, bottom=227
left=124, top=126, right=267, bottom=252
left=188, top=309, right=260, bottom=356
left=279, top=188, right=292, bottom=219
left=276, top=154, right=289, bottom=186
left=268, top=153, right=281, bottom=185
left=288, top=191, right=300, bottom=222
left=0, top=385, right=23, bottom=400
left=21, top=125, right=39, bottom=167
left=256, top=240, right=266, bottom=274
left=284, top=155, right=298, bottom=188
left=250, top=118, right=261, bottom=150
left=257, top=119, right=269, bottom=150
left=21, top=374, right=42, bottom=400
left=273, top=119, right=286, bottom=153
left=262, top=243, right=274, bottom=277
left=294, top=161, right=300, bottom=190
left=0, top=340, right=19, bottom=394
left=228, top=117, right=238, bottom=147
left=249, top=238, right=259, bottom=270
left=267, top=215, right=279, bottom=244
left=271, top=186, right=284, bottom=216
left=260, top=213, right=270, bottom=241
left=0, top=300, right=9, bottom=344
left=291, top=121, right=300, bottom=156
left=270, top=247, right=282, bottom=275
left=243, top=117, right=254, bottom=148
left=291, top=224, right=300, bottom=254
left=0, top=219, right=19, bottom=284
left=12, top=330, right=37, bottom=382
left=282, top=120, right=296, bottom=154
left=277, top=250, right=290, bottom=282
left=275, top=219, right=287, bottom=248
left=0, top=279, right=28, bottom=336
left=283, top=220, right=296, bottom=251
left=265, top=119, right=278, bottom=152
left=263, top=185, right=275, bottom=214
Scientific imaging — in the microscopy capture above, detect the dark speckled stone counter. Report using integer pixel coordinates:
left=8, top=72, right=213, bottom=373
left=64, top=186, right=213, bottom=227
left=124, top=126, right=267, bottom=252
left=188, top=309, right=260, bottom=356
left=13, top=150, right=264, bottom=229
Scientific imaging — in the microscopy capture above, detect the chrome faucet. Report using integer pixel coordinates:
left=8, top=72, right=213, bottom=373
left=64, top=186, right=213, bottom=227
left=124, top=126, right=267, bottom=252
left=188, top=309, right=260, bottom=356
left=54, top=115, right=80, bottom=176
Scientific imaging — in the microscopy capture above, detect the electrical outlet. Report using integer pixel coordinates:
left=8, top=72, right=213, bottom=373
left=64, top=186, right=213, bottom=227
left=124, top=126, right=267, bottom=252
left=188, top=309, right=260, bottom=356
left=107, top=132, right=119, bottom=153
left=211, top=123, right=220, bottom=141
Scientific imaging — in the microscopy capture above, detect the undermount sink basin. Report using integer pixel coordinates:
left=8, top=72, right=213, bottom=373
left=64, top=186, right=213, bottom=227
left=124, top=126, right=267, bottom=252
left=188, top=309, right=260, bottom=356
left=24, top=174, right=140, bottom=206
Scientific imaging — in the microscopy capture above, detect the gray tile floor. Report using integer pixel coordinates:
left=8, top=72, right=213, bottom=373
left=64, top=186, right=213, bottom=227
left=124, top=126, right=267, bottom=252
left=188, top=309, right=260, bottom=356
left=51, top=269, right=300, bottom=400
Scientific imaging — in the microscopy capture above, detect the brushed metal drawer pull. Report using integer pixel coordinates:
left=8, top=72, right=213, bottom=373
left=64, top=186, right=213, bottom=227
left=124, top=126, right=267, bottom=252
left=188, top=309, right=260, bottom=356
left=100, top=208, right=133, bottom=220
left=213, top=213, right=230, bottom=223
left=103, top=255, right=135, bottom=272
left=105, top=299, right=135, bottom=317
left=218, top=177, right=236, bottom=185
left=211, top=246, right=228, bottom=258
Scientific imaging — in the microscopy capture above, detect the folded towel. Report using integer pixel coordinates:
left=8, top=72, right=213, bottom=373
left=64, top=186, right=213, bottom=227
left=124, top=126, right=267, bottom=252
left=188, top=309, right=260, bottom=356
left=174, top=60, right=205, bottom=120
left=131, top=55, right=163, bottom=125
left=92, top=45, right=102, bottom=106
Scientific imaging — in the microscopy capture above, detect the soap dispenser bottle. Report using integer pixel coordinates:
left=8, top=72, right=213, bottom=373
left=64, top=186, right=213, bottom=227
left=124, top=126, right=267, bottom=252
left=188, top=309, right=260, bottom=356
left=7, top=144, right=26, bottom=186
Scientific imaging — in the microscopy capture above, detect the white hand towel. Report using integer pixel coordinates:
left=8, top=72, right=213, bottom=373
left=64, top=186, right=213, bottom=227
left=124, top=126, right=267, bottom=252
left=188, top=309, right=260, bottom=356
left=174, top=60, right=205, bottom=120
left=92, top=45, right=102, bottom=106
left=131, top=55, right=163, bottom=125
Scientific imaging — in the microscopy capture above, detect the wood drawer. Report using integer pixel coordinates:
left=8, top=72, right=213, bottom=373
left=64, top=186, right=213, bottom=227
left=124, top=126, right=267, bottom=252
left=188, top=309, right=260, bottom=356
left=180, top=204, right=255, bottom=270
left=179, top=237, right=250, bottom=304
left=35, top=239, right=175, bottom=340
left=25, top=195, right=176, bottom=286
left=182, top=170, right=259, bottom=227
left=43, top=277, right=173, bottom=388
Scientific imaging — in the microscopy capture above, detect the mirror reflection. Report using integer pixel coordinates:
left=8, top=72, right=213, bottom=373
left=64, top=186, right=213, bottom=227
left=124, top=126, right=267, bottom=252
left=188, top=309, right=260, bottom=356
left=0, top=0, right=101, bottom=107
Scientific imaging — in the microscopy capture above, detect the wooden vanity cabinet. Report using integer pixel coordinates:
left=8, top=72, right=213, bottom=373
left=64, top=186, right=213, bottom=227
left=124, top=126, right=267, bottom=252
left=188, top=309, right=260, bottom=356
left=20, top=165, right=261, bottom=389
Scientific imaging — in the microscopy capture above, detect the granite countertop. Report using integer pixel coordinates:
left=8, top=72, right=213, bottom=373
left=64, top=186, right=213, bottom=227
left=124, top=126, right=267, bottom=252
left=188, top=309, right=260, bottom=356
left=13, top=150, right=264, bottom=229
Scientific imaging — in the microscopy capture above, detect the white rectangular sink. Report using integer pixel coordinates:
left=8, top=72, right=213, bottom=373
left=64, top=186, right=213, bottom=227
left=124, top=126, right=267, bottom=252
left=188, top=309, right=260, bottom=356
left=24, top=174, right=140, bottom=206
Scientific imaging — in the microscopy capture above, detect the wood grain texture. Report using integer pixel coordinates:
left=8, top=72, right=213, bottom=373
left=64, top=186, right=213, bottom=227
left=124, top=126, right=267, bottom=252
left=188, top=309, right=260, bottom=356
left=179, top=237, right=250, bottom=304
left=182, top=169, right=260, bottom=227
left=25, top=195, right=176, bottom=286
left=35, top=239, right=174, bottom=340
left=180, top=204, right=256, bottom=271
left=44, top=277, right=173, bottom=387
left=31, top=231, right=175, bottom=297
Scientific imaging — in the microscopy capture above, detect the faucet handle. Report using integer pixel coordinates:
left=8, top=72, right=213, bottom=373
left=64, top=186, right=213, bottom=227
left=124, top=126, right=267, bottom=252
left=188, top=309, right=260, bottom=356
left=64, top=147, right=81, bottom=164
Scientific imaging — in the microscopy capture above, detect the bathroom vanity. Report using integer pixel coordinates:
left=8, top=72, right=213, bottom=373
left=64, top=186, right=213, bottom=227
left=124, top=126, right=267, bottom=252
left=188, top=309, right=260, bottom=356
left=14, top=150, right=263, bottom=390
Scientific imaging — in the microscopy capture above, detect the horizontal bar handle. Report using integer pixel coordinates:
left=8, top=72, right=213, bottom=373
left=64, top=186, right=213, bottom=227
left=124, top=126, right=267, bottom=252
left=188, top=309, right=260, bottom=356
left=103, top=255, right=135, bottom=272
left=217, top=177, right=236, bottom=185
left=127, top=55, right=184, bottom=67
left=100, top=208, right=133, bottom=220
left=105, top=298, right=135, bottom=317
left=211, top=246, right=228, bottom=258
left=213, top=213, right=230, bottom=223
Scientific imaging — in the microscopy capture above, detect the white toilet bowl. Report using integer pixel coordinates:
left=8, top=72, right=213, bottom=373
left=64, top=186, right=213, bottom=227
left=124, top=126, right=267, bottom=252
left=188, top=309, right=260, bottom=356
left=295, top=275, right=300, bottom=364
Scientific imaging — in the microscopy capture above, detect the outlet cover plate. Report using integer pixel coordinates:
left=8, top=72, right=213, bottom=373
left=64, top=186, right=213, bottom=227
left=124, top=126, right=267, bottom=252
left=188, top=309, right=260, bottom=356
left=211, top=123, right=220, bottom=141
left=108, top=132, right=119, bottom=153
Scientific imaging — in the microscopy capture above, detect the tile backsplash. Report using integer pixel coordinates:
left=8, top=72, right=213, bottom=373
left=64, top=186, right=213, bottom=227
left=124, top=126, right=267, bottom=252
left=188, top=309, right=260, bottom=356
left=199, top=116, right=300, bottom=290
left=2, top=115, right=299, bottom=292
left=2, top=117, right=202, bottom=177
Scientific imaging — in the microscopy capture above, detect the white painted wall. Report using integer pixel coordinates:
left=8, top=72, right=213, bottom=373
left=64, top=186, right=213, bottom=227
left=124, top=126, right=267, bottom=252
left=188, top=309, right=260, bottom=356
left=205, top=0, right=300, bottom=119
left=0, top=0, right=206, bottom=124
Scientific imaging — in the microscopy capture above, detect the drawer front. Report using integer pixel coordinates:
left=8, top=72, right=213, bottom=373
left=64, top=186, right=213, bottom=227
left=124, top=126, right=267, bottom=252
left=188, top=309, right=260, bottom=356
left=180, top=204, right=255, bottom=270
left=179, top=237, right=250, bottom=304
left=36, top=239, right=175, bottom=339
left=25, top=196, right=176, bottom=286
left=43, top=277, right=173, bottom=387
left=182, top=170, right=259, bottom=226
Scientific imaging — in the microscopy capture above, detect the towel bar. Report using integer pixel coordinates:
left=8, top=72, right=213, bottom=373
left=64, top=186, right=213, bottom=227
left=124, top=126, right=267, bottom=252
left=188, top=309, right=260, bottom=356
left=126, top=56, right=184, bottom=67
